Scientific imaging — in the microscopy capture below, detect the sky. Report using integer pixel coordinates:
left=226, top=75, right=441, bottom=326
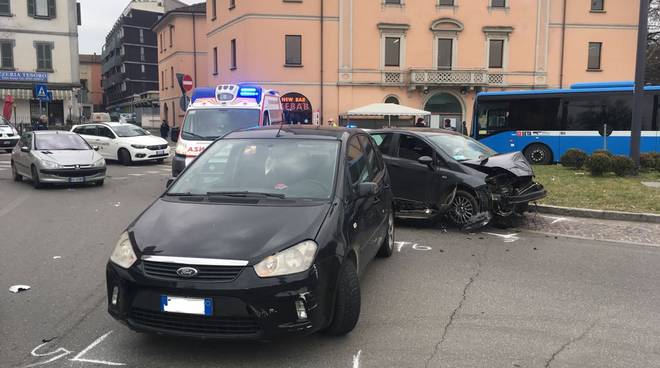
left=77, top=0, right=198, bottom=55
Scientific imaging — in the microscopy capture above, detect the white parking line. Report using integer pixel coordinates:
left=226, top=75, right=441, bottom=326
left=146, top=171, right=159, bottom=174
left=128, top=174, right=144, bottom=177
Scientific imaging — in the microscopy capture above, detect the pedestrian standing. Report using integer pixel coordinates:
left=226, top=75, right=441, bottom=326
left=160, top=120, right=170, bottom=140
left=415, top=117, right=427, bottom=127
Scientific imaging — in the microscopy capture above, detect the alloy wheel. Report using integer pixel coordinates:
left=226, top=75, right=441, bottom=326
left=450, top=195, right=474, bottom=224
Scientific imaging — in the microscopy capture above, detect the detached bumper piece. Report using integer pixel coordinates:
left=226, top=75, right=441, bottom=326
left=505, top=182, right=547, bottom=205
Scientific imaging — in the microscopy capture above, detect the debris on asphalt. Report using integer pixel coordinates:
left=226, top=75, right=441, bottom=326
left=114, top=202, right=121, bottom=208
left=505, top=249, right=509, bottom=252
left=53, top=256, right=62, bottom=260
left=533, top=247, right=538, bottom=251
left=9, top=285, right=30, bottom=293
left=42, top=336, right=57, bottom=343
left=439, top=249, right=444, bottom=253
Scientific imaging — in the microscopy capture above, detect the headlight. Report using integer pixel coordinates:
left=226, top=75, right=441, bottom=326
left=93, top=158, right=105, bottom=167
left=41, top=160, right=60, bottom=169
left=131, top=144, right=147, bottom=149
left=254, top=240, right=317, bottom=278
left=175, top=142, right=187, bottom=156
left=110, top=232, right=137, bottom=269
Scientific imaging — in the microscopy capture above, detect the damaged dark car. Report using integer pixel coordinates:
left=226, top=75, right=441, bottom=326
left=369, top=128, right=546, bottom=229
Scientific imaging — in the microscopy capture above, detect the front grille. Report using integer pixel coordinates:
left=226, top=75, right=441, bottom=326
left=147, top=144, right=168, bottom=151
left=142, top=261, right=244, bottom=282
left=40, top=168, right=106, bottom=178
left=130, top=308, right=261, bottom=335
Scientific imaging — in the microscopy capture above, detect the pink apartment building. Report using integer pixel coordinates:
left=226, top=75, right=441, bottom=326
left=201, top=0, right=639, bottom=129
left=153, top=3, right=208, bottom=128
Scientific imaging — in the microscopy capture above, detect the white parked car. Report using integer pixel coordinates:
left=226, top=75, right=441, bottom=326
left=71, top=123, right=170, bottom=165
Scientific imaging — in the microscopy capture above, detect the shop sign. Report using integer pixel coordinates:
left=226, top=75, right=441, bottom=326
left=281, top=93, right=312, bottom=112
left=0, top=71, right=48, bottom=83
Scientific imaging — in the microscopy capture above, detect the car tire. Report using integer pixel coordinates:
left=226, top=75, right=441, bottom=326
left=324, top=260, right=361, bottom=336
left=118, top=148, right=132, bottom=166
left=11, top=161, right=22, bottom=182
left=31, top=165, right=43, bottom=189
left=523, top=144, right=552, bottom=165
left=96, top=179, right=105, bottom=187
left=377, top=212, right=394, bottom=258
left=448, top=190, right=479, bottom=226
left=155, top=158, right=165, bottom=164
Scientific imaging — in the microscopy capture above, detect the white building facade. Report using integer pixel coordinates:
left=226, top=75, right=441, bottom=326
left=0, top=0, right=80, bottom=127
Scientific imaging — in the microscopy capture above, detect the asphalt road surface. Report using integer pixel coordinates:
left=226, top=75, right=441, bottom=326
left=2, top=152, right=660, bottom=368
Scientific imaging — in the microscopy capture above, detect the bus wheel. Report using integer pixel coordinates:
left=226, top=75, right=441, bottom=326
left=524, top=144, right=552, bottom=165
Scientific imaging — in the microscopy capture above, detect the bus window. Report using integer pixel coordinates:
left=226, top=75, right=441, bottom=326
left=476, top=101, right=509, bottom=137
left=563, top=94, right=608, bottom=131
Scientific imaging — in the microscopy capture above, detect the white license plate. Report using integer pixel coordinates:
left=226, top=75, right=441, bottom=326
left=160, top=295, right=213, bottom=316
left=69, top=177, right=85, bottom=183
left=2, top=141, right=10, bottom=145
left=156, top=150, right=166, bottom=155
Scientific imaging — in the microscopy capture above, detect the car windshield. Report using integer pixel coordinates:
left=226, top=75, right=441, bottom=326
left=35, top=134, right=90, bottom=151
left=112, top=125, right=148, bottom=137
left=426, top=134, right=497, bottom=162
left=169, top=138, right=340, bottom=200
left=182, top=109, right=261, bottom=141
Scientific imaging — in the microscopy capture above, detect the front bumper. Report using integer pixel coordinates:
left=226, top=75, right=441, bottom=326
left=0, top=137, right=19, bottom=148
left=106, top=257, right=336, bottom=340
left=172, top=154, right=187, bottom=176
left=131, top=147, right=171, bottom=162
left=39, top=167, right=106, bottom=183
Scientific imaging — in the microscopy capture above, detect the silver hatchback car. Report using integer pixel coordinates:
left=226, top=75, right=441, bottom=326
left=11, top=131, right=107, bottom=188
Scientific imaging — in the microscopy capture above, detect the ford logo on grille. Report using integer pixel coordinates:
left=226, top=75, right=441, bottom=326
left=176, top=267, right=199, bottom=278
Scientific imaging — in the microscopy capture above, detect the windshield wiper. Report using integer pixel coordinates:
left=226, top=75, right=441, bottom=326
left=206, top=191, right=286, bottom=199
left=183, top=131, right=215, bottom=140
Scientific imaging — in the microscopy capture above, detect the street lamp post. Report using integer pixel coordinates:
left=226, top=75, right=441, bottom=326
left=630, top=0, right=649, bottom=166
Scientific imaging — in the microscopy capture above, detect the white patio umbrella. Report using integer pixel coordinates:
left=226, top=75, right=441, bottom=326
left=345, top=103, right=431, bottom=127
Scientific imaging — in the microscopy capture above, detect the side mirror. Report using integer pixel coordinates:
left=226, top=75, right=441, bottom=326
left=357, top=182, right=377, bottom=197
left=93, top=146, right=100, bottom=151
left=166, top=177, right=175, bottom=188
left=418, top=155, right=434, bottom=168
left=20, top=146, right=30, bottom=153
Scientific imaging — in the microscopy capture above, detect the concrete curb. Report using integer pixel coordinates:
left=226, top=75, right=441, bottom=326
left=534, top=204, right=660, bottom=224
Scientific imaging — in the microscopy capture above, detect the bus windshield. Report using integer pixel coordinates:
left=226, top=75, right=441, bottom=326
left=182, top=108, right=261, bottom=141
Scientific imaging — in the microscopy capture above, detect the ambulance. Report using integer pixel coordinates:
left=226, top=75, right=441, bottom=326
left=172, top=84, right=284, bottom=176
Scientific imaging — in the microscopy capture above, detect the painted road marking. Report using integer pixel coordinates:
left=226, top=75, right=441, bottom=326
left=23, top=331, right=124, bottom=367
left=128, top=174, right=144, bottom=177
left=352, top=350, right=362, bottom=368
left=540, top=215, right=572, bottom=225
left=484, top=232, right=521, bottom=243
left=395, top=241, right=433, bottom=252
left=146, top=171, right=159, bottom=174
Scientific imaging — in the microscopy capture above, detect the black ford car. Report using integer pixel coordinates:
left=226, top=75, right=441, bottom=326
left=106, top=126, right=394, bottom=339
left=369, top=128, right=546, bottom=228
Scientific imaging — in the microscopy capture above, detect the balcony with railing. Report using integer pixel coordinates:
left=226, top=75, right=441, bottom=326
left=408, top=69, right=505, bottom=86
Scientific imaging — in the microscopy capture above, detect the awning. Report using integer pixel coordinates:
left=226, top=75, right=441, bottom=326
left=346, top=103, right=430, bottom=116
left=0, top=88, right=73, bottom=101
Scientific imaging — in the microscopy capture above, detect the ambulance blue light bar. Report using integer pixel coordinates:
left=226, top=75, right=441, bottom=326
left=237, top=85, right=262, bottom=100
left=191, top=87, right=216, bottom=103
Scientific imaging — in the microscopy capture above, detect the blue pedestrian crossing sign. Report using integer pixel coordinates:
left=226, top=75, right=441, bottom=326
left=34, top=84, right=50, bottom=102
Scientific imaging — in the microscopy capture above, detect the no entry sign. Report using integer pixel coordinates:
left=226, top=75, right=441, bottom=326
left=182, top=75, right=193, bottom=92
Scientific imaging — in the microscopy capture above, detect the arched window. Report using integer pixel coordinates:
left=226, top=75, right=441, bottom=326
left=384, top=96, right=400, bottom=104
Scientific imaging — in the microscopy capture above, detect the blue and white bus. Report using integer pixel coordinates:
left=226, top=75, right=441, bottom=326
left=472, top=82, right=660, bottom=164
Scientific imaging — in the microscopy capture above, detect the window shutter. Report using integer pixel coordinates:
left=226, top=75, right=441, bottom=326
left=47, top=0, right=56, bottom=18
left=27, top=0, right=35, bottom=16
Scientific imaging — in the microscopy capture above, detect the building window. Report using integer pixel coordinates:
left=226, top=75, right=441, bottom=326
left=285, top=35, right=302, bottom=66
left=141, top=64, right=146, bottom=74
left=28, top=0, right=56, bottom=18
left=0, top=0, right=11, bottom=16
left=170, top=67, right=174, bottom=88
left=588, top=42, right=602, bottom=70
left=0, top=40, right=14, bottom=69
left=488, top=39, right=504, bottom=68
left=438, top=0, right=454, bottom=6
left=169, top=25, right=174, bottom=47
left=120, top=64, right=125, bottom=73
left=384, top=37, right=401, bottom=67
left=490, top=0, right=506, bottom=8
left=159, top=33, right=163, bottom=52
left=140, top=47, right=145, bottom=61
left=437, top=38, right=453, bottom=70
left=229, top=0, right=235, bottom=9
left=121, top=82, right=127, bottom=92
left=161, top=70, right=165, bottom=90
left=384, top=96, right=400, bottom=104
left=384, top=0, right=402, bottom=5
left=230, top=39, right=237, bottom=69
left=213, top=47, right=218, bottom=75
left=211, top=0, right=217, bottom=20
left=35, top=42, right=53, bottom=71
left=591, top=0, right=604, bottom=11
left=140, top=29, right=144, bottom=44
